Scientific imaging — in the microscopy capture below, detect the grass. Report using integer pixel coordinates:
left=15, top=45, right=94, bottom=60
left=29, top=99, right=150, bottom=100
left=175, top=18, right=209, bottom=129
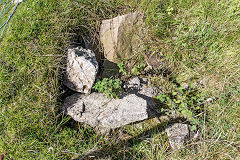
left=0, top=0, right=239, bottom=159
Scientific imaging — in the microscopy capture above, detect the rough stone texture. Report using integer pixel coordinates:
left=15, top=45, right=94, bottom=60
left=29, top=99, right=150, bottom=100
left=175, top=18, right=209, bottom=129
left=64, top=47, right=98, bottom=93
left=63, top=93, right=156, bottom=130
left=100, top=12, right=143, bottom=64
left=166, top=123, right=189, bottom=150
left=124, top=77, right=158, bottom=97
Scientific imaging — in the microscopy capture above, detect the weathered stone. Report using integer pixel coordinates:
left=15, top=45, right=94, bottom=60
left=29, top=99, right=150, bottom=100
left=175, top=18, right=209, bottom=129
left=63, top=93, right=156, bottom=130
left=124, top=77, right=158, bottom=97
left=64, top=47, right=98, bottom=93
left=166, top=123, right=189, bottom=150
left=100, top=12, right=143, bottom=63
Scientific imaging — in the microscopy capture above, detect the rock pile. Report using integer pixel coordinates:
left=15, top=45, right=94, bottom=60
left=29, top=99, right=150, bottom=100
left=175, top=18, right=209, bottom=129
left=62, top=13, right=192, bottom=149
left=63, top=77, right=158, bottom=132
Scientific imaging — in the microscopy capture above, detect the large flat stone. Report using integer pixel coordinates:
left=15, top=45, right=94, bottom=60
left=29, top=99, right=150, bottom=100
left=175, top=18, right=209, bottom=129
left=63, top=93, right=156, bottom=130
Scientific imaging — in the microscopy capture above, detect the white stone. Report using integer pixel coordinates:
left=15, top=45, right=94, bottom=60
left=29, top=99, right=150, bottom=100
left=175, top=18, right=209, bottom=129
left=14, top=0, right=23, bottom=4
left=124, top=77, right=158, bottom=97
left=64, top=47, right=98, bottom=93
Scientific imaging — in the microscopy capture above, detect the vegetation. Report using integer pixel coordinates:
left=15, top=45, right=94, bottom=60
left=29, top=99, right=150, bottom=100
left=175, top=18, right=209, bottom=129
left=93, top=78, right=122, bottom=98
left=156, top=83, right=206, bottom=131
left=0, top=0, right=239, bottom=159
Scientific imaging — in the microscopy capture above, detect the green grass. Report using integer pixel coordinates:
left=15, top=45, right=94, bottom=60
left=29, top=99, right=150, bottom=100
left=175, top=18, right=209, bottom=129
left=0, top=0, right=239, bottom=159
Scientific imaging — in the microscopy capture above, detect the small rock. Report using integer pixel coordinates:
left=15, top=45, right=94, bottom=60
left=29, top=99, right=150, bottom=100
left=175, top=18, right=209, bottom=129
left=63, top=93, right=156, bottom=131
left=124, top=77, right=158, bottom=97
left=181, top=83, right=189, bottom=89
left=166, top=123, right=189, bottom=150
left=64, top=47, right=98, bottom=93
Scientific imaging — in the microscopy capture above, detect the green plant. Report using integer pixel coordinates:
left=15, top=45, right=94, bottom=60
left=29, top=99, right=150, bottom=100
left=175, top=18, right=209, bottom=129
left=156, top=83, right=206, bottom=131
left=131, top=63, right=146, bottom=76
left=93, top=78, right=122, bottom=98
left=118, top=62, right=127, bottom=76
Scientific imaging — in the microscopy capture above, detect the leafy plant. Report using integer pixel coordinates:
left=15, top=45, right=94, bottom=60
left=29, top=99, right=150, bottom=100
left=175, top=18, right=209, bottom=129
left=131, top=63, right=146, bottom=76
left=118, top=62, right=127, bottom=76
left=156, top=83, right=206, bottom=131
left=93, top=78, right=122, bottom=98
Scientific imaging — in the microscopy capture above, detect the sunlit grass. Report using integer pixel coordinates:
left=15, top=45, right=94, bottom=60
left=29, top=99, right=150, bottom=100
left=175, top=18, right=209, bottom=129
left=0, top=0, right=239, bottom=159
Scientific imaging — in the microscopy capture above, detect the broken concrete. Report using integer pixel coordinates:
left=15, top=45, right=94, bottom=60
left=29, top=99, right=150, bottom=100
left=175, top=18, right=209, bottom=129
left=166, top=123, right=190, bottom=150
left=64, top=47, right=98, bottom=93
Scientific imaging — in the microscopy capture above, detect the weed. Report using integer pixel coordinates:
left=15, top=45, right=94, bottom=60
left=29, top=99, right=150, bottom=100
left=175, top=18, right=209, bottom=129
left=156, top=83, right=206, bottom=131
left=118, top=62, right=127, bottom=76
left=93, top=78, right=122, bottom=98
left=131, top=63, right=146, bottom=76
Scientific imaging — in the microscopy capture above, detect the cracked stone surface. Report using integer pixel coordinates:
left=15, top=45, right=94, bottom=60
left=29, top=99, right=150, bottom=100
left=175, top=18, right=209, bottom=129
left=64, top=47, right=98, bottom=93
left=63, top=93, right=156, bottom=130
left=166, top=123, right=189, bottom=150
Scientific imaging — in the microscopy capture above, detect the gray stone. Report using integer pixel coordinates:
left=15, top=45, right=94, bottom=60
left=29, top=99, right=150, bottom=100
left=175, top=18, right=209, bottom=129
left=124, top=77, right=158, bottom=97
left=64, top=47, right=98, bottom=93
left=166, top=123, right=189, bottom=150
left=63, top=93, right=156, bottom=130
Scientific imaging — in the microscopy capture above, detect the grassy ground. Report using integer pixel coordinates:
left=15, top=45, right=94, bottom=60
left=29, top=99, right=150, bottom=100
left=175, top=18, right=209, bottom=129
left=0, top=0, right=239, bottom=159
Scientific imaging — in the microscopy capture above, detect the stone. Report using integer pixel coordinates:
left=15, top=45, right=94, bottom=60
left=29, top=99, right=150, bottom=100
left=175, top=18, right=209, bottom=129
left=123, top=77, right=158, bottom=97
left=64, top=47, right=98, bottom=93
left=166, top=123, right=190, bottom=150
left=63, top=93, right=156, bottom=130
left=100, top=12, right=143, bottom=64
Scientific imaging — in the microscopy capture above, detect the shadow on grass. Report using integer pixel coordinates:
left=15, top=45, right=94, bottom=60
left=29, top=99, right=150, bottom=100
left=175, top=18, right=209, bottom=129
left=72, top=112, right=184, bottom=160
left=74, top=120, right=168, bottom=160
